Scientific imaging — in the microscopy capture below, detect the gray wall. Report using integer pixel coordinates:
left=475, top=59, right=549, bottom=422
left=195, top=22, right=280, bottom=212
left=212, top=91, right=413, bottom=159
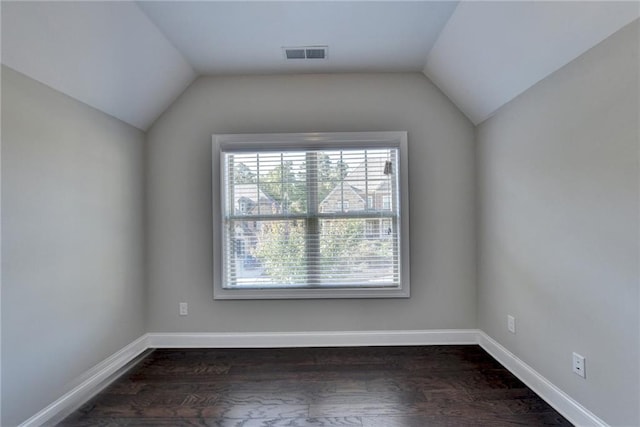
left=1, top=67, right=147, bottom=426
left=146, top=73, right=476, bottom=333
left=476, top=21, right=639, bottom=426
left=6, top=21, right=636, bottom=425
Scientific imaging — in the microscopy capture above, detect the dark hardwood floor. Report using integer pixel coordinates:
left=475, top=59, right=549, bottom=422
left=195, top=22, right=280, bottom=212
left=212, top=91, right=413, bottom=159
left=58, top=346, right=572, bottom=426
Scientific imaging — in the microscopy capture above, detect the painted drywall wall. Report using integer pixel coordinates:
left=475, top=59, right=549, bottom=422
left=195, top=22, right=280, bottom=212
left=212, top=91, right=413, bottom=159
left=146, top=73, right=475, bottom=333
left=1, top=66, right=147, bottom=426
left=477, top=21, right=639, bottom=426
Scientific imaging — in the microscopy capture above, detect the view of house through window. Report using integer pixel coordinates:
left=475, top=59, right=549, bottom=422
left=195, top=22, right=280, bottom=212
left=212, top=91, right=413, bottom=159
left=214, top=132, right=409, bottom=299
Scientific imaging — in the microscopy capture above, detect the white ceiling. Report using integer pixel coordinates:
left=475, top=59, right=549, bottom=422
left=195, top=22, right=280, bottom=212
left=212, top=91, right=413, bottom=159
left=1, top=1, right=196, bottom=130
left=2, top=1, right=638, bottom=130
left=424, top=1, right=640, bottom=124
left=136, top=1, right=457, bottom=75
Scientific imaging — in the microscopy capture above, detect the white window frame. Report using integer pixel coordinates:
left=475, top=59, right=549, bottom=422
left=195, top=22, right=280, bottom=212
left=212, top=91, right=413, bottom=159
left=212, top=131, right=410, bottom=299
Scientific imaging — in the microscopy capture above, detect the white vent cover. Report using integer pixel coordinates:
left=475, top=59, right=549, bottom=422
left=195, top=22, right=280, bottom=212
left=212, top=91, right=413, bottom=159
left=283, top=46, right=328, bottom=60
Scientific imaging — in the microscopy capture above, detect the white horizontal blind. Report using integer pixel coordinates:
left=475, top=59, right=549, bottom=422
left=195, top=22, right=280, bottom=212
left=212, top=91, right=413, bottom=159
left=221, top=147, right=401, bottom=290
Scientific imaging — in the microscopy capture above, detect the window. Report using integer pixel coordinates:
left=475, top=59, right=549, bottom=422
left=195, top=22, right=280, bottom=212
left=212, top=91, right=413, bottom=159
left=382, top=196, right=391, bottom=210
left=212, top=132, right=410, bottom=299
left=343, top=201, right=350, bottom=211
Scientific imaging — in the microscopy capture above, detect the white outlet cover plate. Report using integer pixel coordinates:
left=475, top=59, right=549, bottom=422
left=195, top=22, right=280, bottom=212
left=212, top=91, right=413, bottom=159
left=572, top=352, right=586, bottom=378
left=507, top=315, right=515, bottom=333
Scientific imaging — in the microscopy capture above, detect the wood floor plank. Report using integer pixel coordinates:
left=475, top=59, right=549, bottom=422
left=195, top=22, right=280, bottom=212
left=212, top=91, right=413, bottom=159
left=204, top=417, right=363, bottom=427
left=308, top=400, right=512, bottom=418
left=361, top=413, right=572, bottom=427
left=60, top=418, right=363, bottom=427
left=57, top=346, right=572, bottom=426
left=361, top=415, right=500, bottom=427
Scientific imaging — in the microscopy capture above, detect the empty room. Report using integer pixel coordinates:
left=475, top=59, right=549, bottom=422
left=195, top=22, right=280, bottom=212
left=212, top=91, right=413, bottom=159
left=1, top=1, right=638, bottom=426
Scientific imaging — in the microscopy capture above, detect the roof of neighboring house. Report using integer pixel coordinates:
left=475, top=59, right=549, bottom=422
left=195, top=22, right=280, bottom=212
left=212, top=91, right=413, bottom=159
left=320, top=184, right=367, bottom=208
left=232, top=184, right=274, bottom=207
left=341, top=160, right=389, bottom=193
left=319, top=160, right=393, bottom=208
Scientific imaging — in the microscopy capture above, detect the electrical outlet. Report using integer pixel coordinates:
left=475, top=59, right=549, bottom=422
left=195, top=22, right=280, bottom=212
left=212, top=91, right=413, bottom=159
left=507, top=315, right=516, bottom=334
left=572, top=352, right=586, bottom=378
left=179, top=302, right=188, bottom=316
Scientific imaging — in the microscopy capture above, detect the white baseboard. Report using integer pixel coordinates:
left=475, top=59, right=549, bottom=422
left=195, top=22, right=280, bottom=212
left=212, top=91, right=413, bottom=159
left=477, top=331, right=607, bottom=427
left=146, top=329, right=480, bottom=348
left=19, top=330, right=609, bottom=427
left=19, top=335, right=150, bottom=427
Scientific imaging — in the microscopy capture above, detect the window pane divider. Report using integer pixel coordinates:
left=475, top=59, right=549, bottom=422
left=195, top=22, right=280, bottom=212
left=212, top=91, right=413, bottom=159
left=306, top=151, right=320, bottom=286
left=226, top=212, right=397, bottom=221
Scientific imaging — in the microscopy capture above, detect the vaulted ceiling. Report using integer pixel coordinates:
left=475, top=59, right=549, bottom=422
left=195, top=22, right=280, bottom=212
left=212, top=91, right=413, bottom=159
left=2, top=1, right=638, bottom=130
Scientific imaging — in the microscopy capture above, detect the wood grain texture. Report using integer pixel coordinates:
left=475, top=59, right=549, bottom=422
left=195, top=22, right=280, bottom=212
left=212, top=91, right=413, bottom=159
left=57, top=346, right=572, bottom=426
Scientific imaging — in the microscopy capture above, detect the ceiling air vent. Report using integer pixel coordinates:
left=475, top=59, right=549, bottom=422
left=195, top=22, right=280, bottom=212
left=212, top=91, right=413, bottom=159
left=283, top=46, right=328, bottom=60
